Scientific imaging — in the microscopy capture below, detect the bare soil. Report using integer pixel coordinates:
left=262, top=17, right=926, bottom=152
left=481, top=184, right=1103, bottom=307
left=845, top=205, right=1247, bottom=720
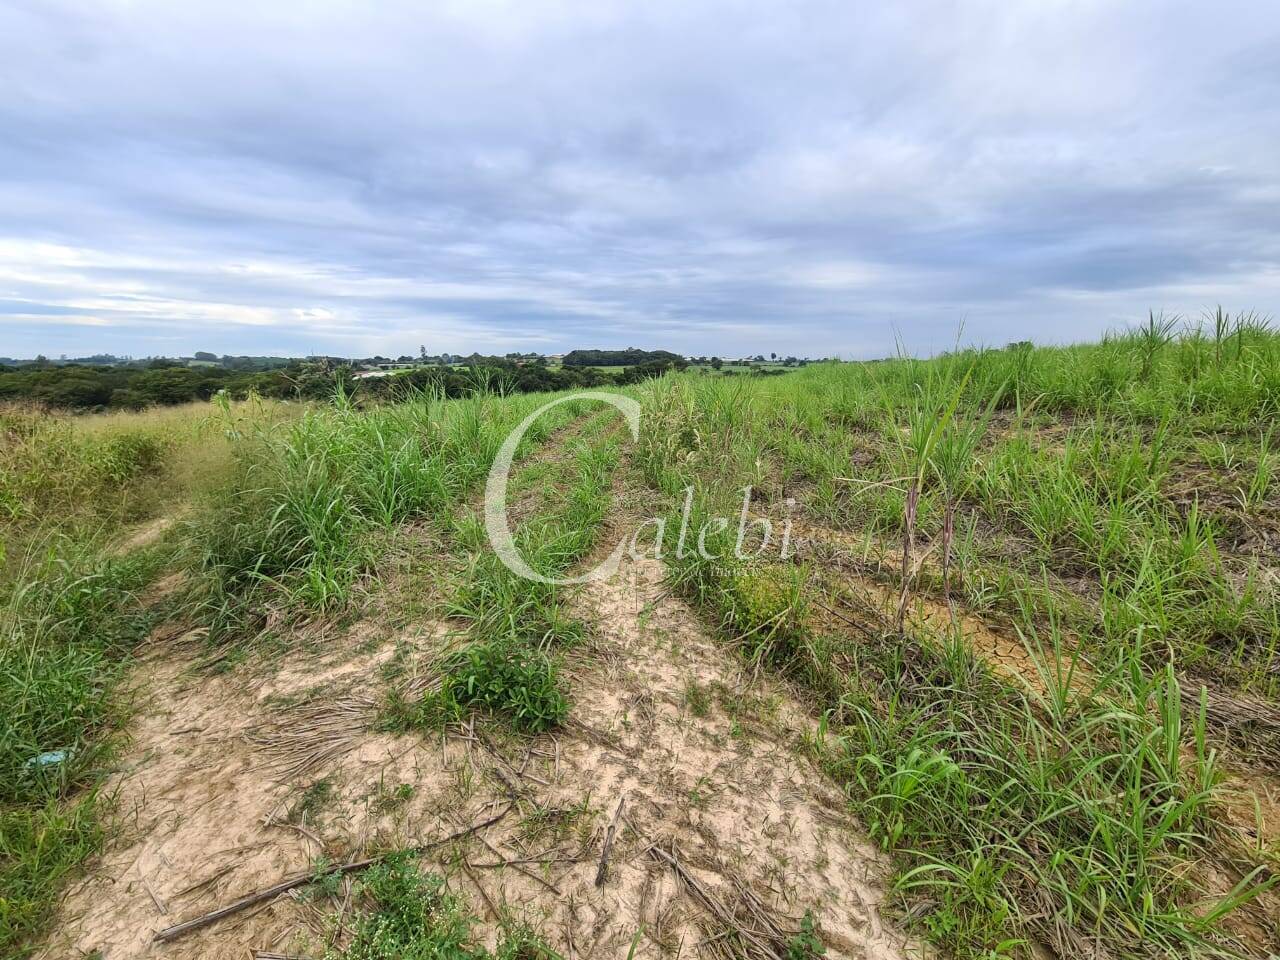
left=41, top=544, right=914, bottom=960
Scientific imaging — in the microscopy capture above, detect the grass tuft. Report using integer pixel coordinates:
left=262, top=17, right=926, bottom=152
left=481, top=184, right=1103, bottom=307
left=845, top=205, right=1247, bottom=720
left=323, top=854, right=556, bottom=960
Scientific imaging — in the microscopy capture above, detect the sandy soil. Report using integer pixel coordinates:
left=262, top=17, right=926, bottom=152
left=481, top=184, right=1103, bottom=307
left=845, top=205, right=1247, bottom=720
left=41, top=558, right=915, bottom=960
left=113, top=516, right=176, bottom=555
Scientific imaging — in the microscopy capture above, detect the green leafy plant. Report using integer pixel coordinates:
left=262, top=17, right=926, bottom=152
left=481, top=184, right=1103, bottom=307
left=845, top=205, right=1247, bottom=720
left=785, top=911, right=826, bottom=960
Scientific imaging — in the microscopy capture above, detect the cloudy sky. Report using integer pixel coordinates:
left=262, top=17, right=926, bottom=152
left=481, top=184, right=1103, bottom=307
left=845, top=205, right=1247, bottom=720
left=1, top=1, right=1278, bottom=359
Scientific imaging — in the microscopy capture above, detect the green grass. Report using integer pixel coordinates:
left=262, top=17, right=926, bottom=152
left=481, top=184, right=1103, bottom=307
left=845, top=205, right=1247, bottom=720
left=186, top=386, right=590, bottom=642
left=638, top=317, right=1280, bottom=958
left=7, top=320, right=1280, bottom=960
left=0, top=535, right=170, bottom=956
left=0, top=385, right=581, bottom=957
left=321, top=854, right=556, bottom=960
left=0, top=794, right=103, bottom=955
left=407, top=405, right=628, bottom=733
left=385, top=639, right=569, bottom=734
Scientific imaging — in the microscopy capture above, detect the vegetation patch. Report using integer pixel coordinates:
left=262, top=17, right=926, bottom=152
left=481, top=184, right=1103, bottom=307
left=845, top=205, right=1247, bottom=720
left=0, top=543, right=166, bottom=956
left=384, top=640, right=568, bottom=734
left=322, top=854, right=555, bottom=960
left=640, top=319, right=1280, bottom=958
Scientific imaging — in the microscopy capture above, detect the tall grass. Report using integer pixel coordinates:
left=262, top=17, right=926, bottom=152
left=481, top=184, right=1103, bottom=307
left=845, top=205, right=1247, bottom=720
left=637, top=324, right=1280, bottom=958
left=0, top=402, right=230, bottom=958
left=0, top=540, right=166, bottom=957
left=186, top=387, right=587, bottom=639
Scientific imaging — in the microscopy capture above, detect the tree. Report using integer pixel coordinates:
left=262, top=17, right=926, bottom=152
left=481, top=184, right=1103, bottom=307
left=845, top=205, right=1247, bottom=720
left=42, top=373, right=113, bottom=408
left=710, top=357, right=723, bottom=370
left=132, top=367, right=216, bottom=404
left=770, top=352, right=777, bottom=360
left=110, top=388, right=149, bottom=410
left=562, top=348, right=684, bottom=367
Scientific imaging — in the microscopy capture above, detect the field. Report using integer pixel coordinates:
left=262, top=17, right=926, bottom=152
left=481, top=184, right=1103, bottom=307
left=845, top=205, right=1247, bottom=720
left=3, top=319, right=1280, bottom=960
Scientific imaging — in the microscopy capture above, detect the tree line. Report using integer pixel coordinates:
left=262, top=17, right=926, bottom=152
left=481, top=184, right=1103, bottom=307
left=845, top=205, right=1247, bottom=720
left=561, top=348, right=685, bottom=367
left=0, top=354, right=691, bottom=412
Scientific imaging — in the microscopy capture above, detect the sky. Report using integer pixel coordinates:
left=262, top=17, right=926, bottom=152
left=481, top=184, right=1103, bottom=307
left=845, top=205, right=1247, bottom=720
left=1, top=0, right=1279, bottom=360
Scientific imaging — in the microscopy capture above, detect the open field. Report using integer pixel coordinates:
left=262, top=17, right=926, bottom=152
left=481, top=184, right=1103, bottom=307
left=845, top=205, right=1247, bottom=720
left=3, top=320, right=1280, bottom=960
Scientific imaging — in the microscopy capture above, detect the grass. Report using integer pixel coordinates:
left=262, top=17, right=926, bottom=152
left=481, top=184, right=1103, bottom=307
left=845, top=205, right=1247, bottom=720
left=409, top=640, right=569, bottom=733
left=0, top=404, right=189, bottom=956
left=390, top=403, right=628, bottom=734
left=638, top=316, right=1280, bottom=958
left=0, top=794, right=103, bottom=956
left=0, top=400, right=254, bottom=579
left=0, top=384, right=581, bottom=957
left=186, top=385, right=589, bottom=642
left=321, top=853, right=556, bottom=960
left=8, top=318, right=1280, bottom=959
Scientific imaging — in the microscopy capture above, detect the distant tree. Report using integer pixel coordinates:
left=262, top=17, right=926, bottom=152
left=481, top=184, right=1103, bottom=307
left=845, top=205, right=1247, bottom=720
left=110, top=388, right=149, bottom=410
left=194, top=350, right=218, bottom=361
left=132, top=367, right=218, bottom=404
left=284, top=358, right=350, bottom=400
left=44, top=373, right=113, bottom=408
left=614, top=358, right=684, bottom=384
left=770, top=352, right=777, bottom=360
left=710, top=357, right=723, bottom=370
left=563, top=348, right=685, bottom=368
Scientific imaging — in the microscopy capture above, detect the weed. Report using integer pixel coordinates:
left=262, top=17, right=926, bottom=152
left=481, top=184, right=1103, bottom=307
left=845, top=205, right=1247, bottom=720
left=385, top=641, right=568, bottom=734
left=371, top=780, right=415, bottom=813
left=684, top=680, right=711, bottom=718
left=640, top=333, right=1280, bottom=958
left=0, top=795, right=103, bottom=958
left=785, top=911, right=826, bottom=960
left=290, top=777, right=336, bottom=824
left=323, top=854, right=555, bottom=960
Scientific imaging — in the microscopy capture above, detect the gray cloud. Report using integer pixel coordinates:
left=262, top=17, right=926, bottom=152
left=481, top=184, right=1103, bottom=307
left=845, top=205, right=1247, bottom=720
left=1, top=0, right=1278, bottom=359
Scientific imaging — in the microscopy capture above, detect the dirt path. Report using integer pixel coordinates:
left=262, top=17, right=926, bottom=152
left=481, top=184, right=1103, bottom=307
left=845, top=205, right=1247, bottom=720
left=35, top=619, right=450, bottom=959
left=40, top=431, right=913, bottom=960
left=543, top=547, right=914, bottom=960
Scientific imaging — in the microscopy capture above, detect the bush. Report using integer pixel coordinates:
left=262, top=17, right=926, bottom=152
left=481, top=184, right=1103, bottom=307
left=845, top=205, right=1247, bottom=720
left=0, top=406, right=171, bottom=535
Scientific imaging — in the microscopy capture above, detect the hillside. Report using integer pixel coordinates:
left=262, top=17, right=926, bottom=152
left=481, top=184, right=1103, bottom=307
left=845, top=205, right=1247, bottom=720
left=3, top=319, right=1280, bottom=960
